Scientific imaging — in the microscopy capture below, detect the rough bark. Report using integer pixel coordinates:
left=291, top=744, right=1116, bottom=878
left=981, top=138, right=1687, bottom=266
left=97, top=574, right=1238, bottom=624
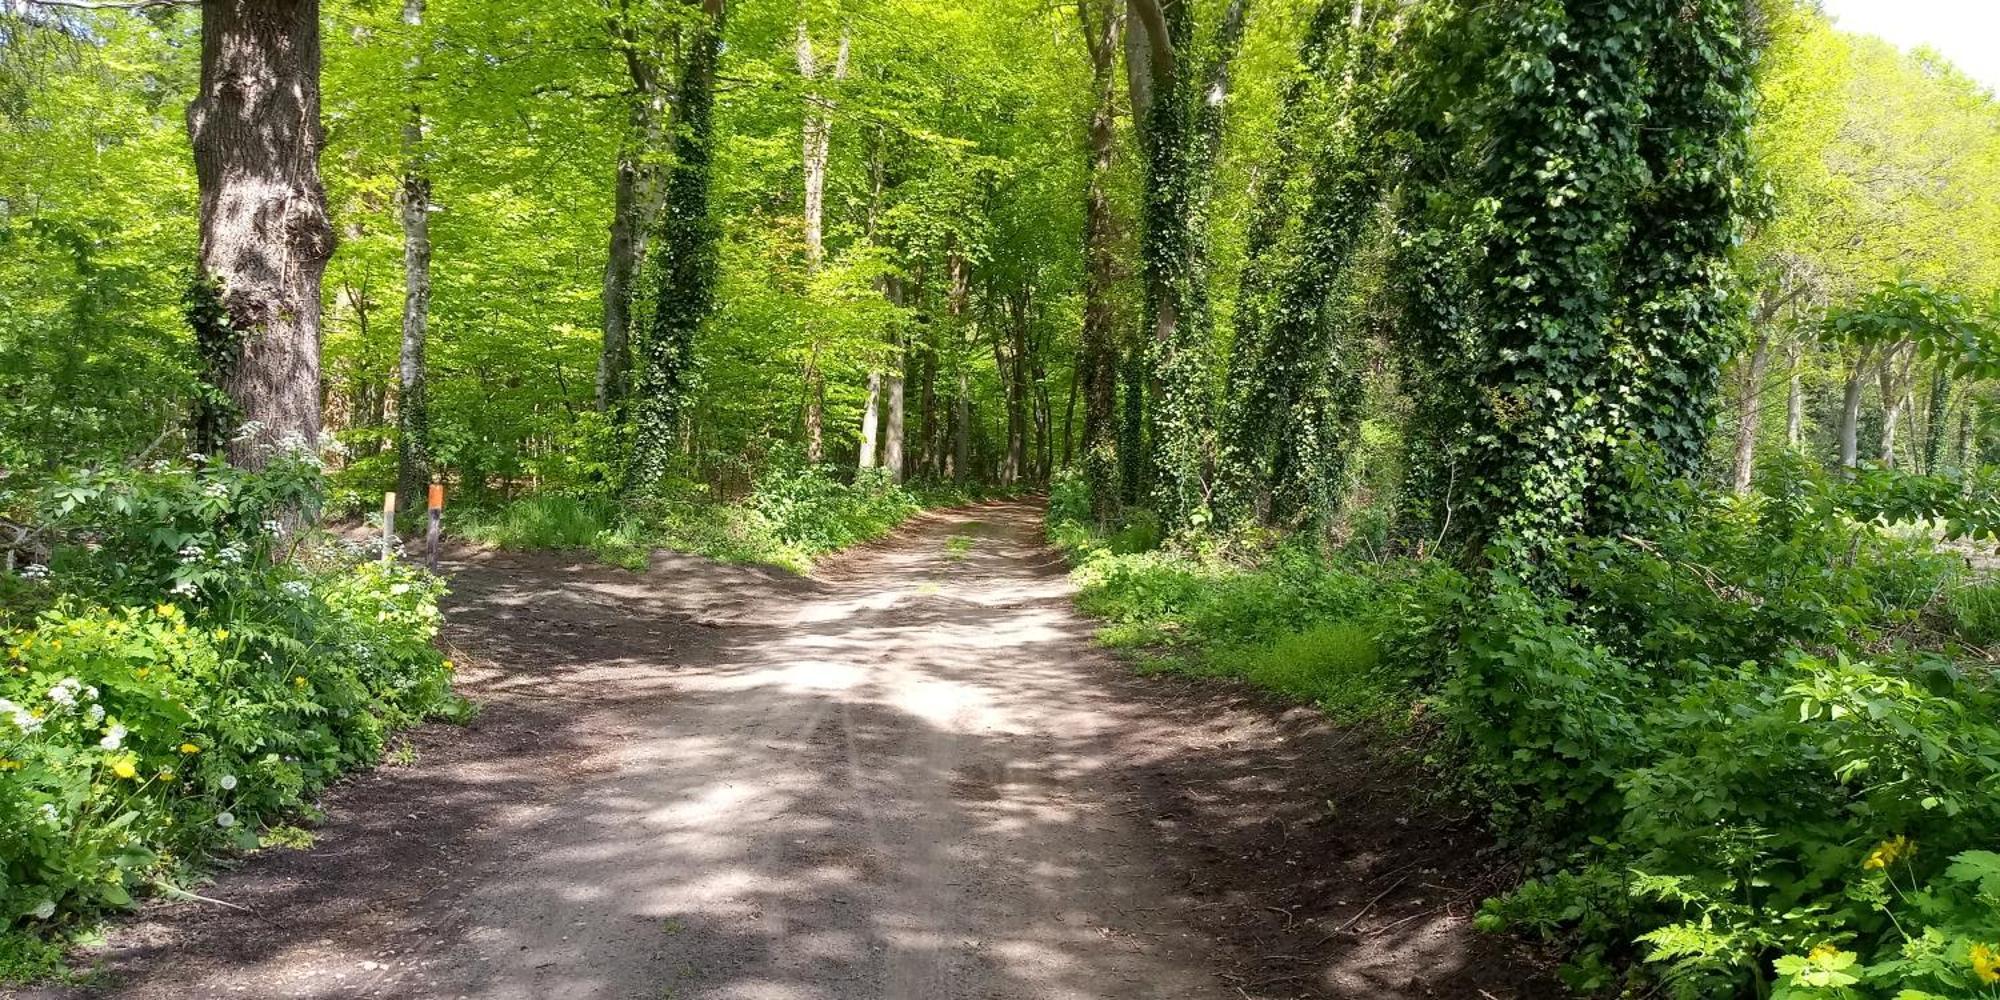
left=396, top=0, right=432, bottom=507
left=186, top=0, right=336, bottom=468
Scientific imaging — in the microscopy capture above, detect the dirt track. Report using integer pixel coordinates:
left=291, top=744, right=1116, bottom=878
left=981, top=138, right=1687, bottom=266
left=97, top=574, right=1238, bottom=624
left=15, top=499, right=1547, bottom=999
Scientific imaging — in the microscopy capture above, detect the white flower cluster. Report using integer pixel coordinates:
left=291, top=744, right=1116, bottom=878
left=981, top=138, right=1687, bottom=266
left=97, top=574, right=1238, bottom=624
left=0, top=696, right=42, bottom=734
left=280, top=579, right=312, bottom=600
left=99, top=723, right=126, bottom=751
left=262, top=519, right=284, bottom=535
left=38, top=803, right=59, bottom=827
left=201, top=480, right=230, bottom=499
left=231, top=420, right=267, bottom=444
left=19, top=563, right=48, bottom=580
left=178, top=543, right=206, bottom=563
left=217, top=541, right=247, bottom=566
left=171, top=578, right=199, bottom=596
left=47, top=677, right=83, bottom=709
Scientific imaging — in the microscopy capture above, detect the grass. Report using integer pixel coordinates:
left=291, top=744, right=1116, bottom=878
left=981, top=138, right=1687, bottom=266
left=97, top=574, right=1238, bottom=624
left=1051, top=506, right=1422, bottom=729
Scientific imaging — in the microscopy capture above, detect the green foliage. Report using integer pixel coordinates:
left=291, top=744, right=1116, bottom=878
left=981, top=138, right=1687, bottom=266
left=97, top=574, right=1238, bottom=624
left=1435, top=463, right=2000, bottom=998
left=1945, top=578, right=2000, bottom=647
left=0, top=459, right=459, bottom=949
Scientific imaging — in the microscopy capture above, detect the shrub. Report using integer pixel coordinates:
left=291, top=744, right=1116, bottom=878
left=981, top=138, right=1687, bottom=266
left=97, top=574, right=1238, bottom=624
left=0, top=454, right=460, bottom=954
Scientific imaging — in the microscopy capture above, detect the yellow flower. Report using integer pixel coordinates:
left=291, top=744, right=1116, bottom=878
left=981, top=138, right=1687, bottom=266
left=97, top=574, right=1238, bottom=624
left=154, top=604, right=173, bottom=618
left=1809, top=943, right=1840, bottom=963
left=179, top=743, right=200, bottom=754
left=48, top=639, right=60, bottom=650
left=135, top=667, right=150, bottom=679
left=1862, top=835, right=1913, bottom=871
left=111, top=759, right=137, bottom=780
left=213, top=629, right=229, bottom=641
left=292, top=675, right=307, bottom=688
left=442, top=659, right=454, bottom=672
left=0, top=758, right=22, bottom=772
left=1972, top=943, right=2000, bottom=985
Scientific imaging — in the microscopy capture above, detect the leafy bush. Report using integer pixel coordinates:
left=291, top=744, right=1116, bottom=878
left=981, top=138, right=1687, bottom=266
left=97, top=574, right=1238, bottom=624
left=1437, top=461, right=2000, bottom=998
left=0, top=454, right=460, bottom=957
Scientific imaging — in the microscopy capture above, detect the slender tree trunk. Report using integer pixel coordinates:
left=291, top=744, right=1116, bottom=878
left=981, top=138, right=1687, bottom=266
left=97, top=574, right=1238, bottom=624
left=1061, top=357, right=1078, bottom=470
left=796, top=24, right=849, bottom=465
left=1729, top=331, right=1769, bottom=494
left=858, top=371, right=881, bottom=469
left=187, top=0, right=336, bottom=468
left=954, top=370, right=971, bottom=481
left=884, top=365, right=906, bottom=484
left=1838, top=341, right=1876, bottom=468
left=1006, top=292, right=1030, bottom=485
left=395, top=0, right=432, bottom=507
left=1879, top=343, right=1914, bottom=467
left=1785, top=341, right=1804, bottom=449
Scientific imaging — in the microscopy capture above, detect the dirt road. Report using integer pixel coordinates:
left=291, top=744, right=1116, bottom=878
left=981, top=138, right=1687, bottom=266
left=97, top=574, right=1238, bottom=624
left=21, top=500, right=1544, bottom=999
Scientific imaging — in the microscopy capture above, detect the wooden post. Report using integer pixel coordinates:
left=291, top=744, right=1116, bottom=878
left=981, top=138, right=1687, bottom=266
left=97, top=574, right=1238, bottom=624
left=381, top=492, right=397, bottom=561
left=426, top=482, right=444, bottom=571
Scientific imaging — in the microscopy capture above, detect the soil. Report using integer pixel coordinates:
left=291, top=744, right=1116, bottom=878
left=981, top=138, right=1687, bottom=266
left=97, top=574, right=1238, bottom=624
left=10, top=498, right=1553, bottom=1000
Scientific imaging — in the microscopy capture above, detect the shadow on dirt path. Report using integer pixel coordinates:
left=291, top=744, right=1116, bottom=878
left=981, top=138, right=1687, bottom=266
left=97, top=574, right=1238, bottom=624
left=13, top=499, right=1550, bottom=1000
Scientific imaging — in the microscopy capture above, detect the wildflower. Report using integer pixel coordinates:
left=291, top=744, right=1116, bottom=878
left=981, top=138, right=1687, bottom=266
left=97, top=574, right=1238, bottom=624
left=156, top=769, right=174, bottom=782
left=99, top=723, right=126, bottom=750
left=111, top=759, right=136, bottom=780
left=280, top=580, right=311, bottom=600
left=185, top=452, right=207, bottom=464
left=38, top=803, right=58, bottom=825
left=155, top=603, right=175, bottom=618
left=213, top=629, right=229, bottom=641
left=1809, top=943, right=1840, bottom=963
left=19, top=563, right=48, bottom=580
left=214, top=811, right=235, bottom=828
left=179, top=743, right=200, bottom=754
left=177, top=543, right=206, bottom=561
left=47, top=677, right=80, bottom=709
left=170, top=579, right=198, bottom=596
left=82, top=685, right=97, bottom=701
left=1974, top=943, right=2000, bottom=985
left=0, top=697, right=41, bottom=734
left=262, top=519, right=284, bottom=535
left=219, top=774, right=237, bottom=791
left=30, top=900, right=54, bottom=920
left=443, top=659, right=455, bottom=672
left=85, top=703, right=105, bottom=725
left=292, top=675, right=307, bottom=688
left=0, top=758, right=20, bottom=771
left=1863, top=835, right=1914, bottom=871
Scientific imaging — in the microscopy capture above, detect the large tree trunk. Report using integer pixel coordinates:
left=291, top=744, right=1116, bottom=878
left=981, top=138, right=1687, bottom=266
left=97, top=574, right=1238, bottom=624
left=1729, top=331, right=1770, bottom=494
left=187, top=0, right=336, bottom=468
left=395, top=0, right=432, bottom=506
left=796, top=24, right=848, bottom=465
left=1837, top=341, right=1876, bottom=468
left=1080, top=0, right=1122, bottom=520
left=597, top=3, right=670, bottom=418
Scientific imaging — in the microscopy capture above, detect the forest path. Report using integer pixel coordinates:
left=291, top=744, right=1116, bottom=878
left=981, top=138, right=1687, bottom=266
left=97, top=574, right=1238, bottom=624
left=20, top=499, right=1545, bottom=1000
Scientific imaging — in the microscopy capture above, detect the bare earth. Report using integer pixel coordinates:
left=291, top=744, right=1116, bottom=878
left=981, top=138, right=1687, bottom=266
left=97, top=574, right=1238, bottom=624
left=13, top=499, right=1549, bottom=1000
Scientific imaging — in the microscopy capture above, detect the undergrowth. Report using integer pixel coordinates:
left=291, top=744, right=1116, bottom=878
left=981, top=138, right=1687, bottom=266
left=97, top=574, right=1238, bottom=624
left=460, top=459, right=1004, bottom=574
left=0, top=449, right=464, bottom=980
left=1048, top=461, right=2000, bottom=999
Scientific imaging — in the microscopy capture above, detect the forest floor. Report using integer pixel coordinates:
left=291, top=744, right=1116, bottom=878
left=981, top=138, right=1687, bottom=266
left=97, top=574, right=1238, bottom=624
left=11, top=499, right=1551, bottom=1000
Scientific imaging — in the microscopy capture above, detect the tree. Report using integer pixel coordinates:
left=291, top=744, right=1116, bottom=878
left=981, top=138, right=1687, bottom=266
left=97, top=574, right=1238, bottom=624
left=1076, top=0, right=1122, bottom=521
left=627, top=0, right=726, bottom=492
left=396, top=0, right=433, bottom=507
left=186, top=0, right=336, bottom=468
left=796, top=20, right=849, bottom=465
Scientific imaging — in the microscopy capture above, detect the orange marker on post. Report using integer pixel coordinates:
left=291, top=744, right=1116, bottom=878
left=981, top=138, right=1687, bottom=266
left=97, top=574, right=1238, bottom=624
left=426, top=483, right=444, bottom=571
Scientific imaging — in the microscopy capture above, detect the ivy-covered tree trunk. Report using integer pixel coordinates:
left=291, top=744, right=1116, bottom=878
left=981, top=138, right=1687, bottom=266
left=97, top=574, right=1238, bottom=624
left=1078, top=0, right=1122, bottom=521
left=626, top=0, right=725, bottom=493
left=596, top=2, right=670, bottom=419
left=396, top=0, right=433, bottom=508
left=186, top=0, right=335, bottom=468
